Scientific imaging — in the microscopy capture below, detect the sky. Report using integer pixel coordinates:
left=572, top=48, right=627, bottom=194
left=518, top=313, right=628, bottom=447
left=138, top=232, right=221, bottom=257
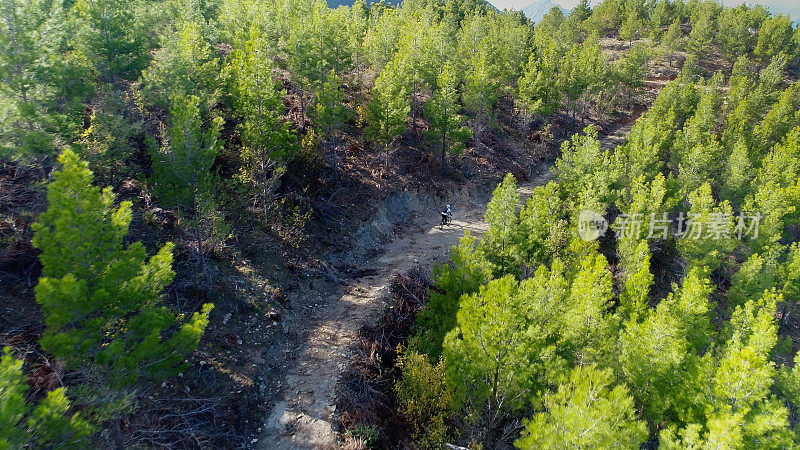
left=487, top=0, right=799, bottom=18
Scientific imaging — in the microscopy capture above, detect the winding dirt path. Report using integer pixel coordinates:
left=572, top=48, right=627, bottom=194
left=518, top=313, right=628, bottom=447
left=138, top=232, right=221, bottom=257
left=257, top=178, right=544, bottom=449
left=258, top=207, right=487, bottom=448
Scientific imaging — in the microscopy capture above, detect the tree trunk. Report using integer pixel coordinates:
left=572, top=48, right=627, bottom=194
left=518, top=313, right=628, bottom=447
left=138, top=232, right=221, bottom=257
left=441, top=132, right=447, bottom=171
left=268, top=165, right=269, bottom=218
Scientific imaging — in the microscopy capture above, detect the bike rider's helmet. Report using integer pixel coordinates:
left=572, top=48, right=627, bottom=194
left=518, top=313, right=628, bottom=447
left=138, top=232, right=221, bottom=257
left=446, top=204, right=451, bottom=209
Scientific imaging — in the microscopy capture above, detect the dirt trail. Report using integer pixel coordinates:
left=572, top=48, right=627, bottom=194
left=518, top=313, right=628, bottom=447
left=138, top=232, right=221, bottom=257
left=258, top=205, right=487, bottom=448
left=257, top=178, right=545, bottom=449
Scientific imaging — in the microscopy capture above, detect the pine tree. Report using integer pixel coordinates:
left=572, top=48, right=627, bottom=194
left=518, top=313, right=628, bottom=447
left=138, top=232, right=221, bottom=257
left=687, top=4, right=717, bottom=57
left=517, top=50, right=559, bottom=118
left=662, top=20, right=683, bottom=67
left=554, top=126, right=616, bottom=209
left=149, top=95, right=226, bottom=276
left=618, top=10, right=643, bottom=47
left=617, top=268, right=713, bottom=423
left=717, top=6, right=765, bottom=61
left=286, top=1, right=350, bottom=129
left=424, top=62, right=471, bottom=169
left=141, top=21, right=220, bottom=111
left=517, top=182, right=565, bottom=275
left=0, top=347, right=93, bottom=448
left=443, top=275, right=546, bottom=448
left=754, top=15, right=798, bottom=64
left=0, top=0, right=90, bottom=160
left=558, top=37, right=605, bottom=123
left=615, top=43, right=650, bottom=108
left=480, top=173, right=521, bottom=276
left=676, top=183, right=737, bottom=275
left=618, top=239, right=652, bottom=319
left=412, top=232, right=492, bottom=360
left=366, top=56, right=410, bottom=171
left=462, top=47, right=500, bottom=134
left=31, top=150, right=213, bottom=433
left=311, top=70, right=348, bottom=143
left=516, top=365, right=647, bottom=449
left=663, top=292, right=792, bottom=448
left=571, top=0, right=592, bottom=23
left=394, top=349, right=452, bottom=447
left=228, top=27, right=296, bottom=215
left=720, top=139, right=754, bottom=206
left=71, top=0, right=147, bottom=78
left=728, top=253, right=778, bottom=307
left=562, top=253, right=616, bottom=365
left=649, top=0, right=674, bottom=41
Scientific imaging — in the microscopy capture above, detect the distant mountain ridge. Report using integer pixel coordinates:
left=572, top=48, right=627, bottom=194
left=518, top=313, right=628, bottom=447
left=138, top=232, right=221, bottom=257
left=521, top=0, right=568, bottom=23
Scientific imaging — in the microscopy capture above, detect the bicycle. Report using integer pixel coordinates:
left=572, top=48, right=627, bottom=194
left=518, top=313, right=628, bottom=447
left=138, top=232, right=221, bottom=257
left=440, top=211, right=452, bottom=227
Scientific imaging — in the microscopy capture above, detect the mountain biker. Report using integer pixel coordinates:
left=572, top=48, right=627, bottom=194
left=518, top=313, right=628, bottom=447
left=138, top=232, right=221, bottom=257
left=441, top=204, right=452, bottom=226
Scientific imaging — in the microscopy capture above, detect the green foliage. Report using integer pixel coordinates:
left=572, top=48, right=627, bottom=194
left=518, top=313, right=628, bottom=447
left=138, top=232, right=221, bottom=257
left=615, top=43, right=650, bottom=104
left=618, top=239, right=652, bottom=319
left=0, top=348, right=93, bottom=448
left=227, top=27, right=296, bottom=214
left=395, top=349, right=451, bottom=448
left=443, top=275, right=546, bottom=447
left=517, top=50, right=560, bottom=118
left=71, top=0, right=148, bottom=78
left=0, top=0, right=91, bottom=160
left=461, top=48, right=500, bottom=127
left=676, top=183, right=737, bottom=275
left=424, top=61, right=471, bottom=167
left=516, top=182, right=567, bottom=274
left=554, top=126, right=616, bottom=209
left=663, top=291, right=791, bottom=448
left=77, top=87, right=145, bottom=184
left=412, top=232, right=492, bottom=360
left=619, top=9, right=644, bottom=46
left=615, top=173, right=669, bottom=244
left=150, top=95, right=227, bottom=269
left=617, top=268, right=713, bottom=424
left=728, top=253, right=778, bottom=307
left=562, top=253, right=616, bottom=365
left=717, top=5, right=767, bottom=61
left=721, top=139, right=754, bottom=206
left=31, top=150, right=212, bottom=406
left=754, top=15, right=798, bottom=64
left=480, top=173, right=521, bottom=276
left=366, top=56, right=410, bottom=165
left=662, top=19, right=683, bottom=66
left=311, top=70, right=349, bottom=141
left=141, top=21, right=220, bottom=111
left=686, top=1, right=718, bottom=57
left=515, top=365, right=647, bottom=449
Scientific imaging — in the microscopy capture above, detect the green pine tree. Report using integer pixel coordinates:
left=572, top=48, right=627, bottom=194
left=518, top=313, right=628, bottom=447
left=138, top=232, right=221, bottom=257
left=516, top=365, right=647, bottom=449
left=366, top=56, right=410, bottom=171
left=480, top=173, right=521, bottom=277
left=424, top=61, right=472, bottom=169
left=0, top=347, right=93, bottom=448
left=150, top=95, right=226, bottom=277
left=228, top=27, right=296, bottom=215
left=31, top=150, right=213, bottom=433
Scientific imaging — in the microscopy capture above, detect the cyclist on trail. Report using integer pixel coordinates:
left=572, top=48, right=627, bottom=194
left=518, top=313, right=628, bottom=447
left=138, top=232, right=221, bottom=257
left=441, top=204, right=452, bottom=226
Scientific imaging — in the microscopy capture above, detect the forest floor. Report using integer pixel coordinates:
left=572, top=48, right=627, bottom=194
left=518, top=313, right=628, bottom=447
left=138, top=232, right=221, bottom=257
left=255, top=168, right=550, bottom=448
